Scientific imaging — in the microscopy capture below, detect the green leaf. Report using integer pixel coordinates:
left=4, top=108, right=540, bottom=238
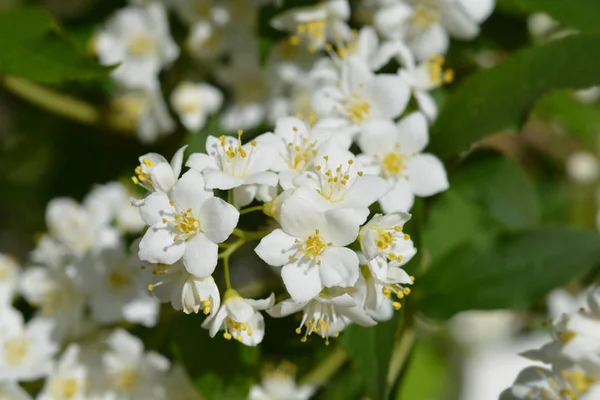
left=196, top=373, right=253, bottom=400
left=397, top=341, right=448, bottom=400
left=417, top=227, right=600, bottom=320
left=452, top=151, right=540, bottom=230
left=339, top=318, right=399, bottom=400
left=429, top=35, right=600, bottom=158
left=516, top=0, right=600, bottom=34
left=0, top=8, right=111, bottom=83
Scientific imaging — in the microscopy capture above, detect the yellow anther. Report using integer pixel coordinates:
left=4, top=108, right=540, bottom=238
left=147, top=284, right=154, bottom=291
left=223, top=332, right=232, bottom=340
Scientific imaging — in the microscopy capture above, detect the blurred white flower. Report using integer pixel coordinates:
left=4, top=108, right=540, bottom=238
left=84, top=181, right=145, bottom=233
left=249, top=362, right=315, bottom=400
left=566, top=151, right=599, bottom=184
left=0, top=253, right=19, bottom=305
left=0, top=382, right=32, bottom=400
left=171, top=82, right=223, bottom=132
left=38, top=345, right=90, bottom=400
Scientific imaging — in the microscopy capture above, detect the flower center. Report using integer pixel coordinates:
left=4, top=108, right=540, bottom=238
left=303, top=231, right=327, bottom=259
left=290, top=20, right=326, bottom=52
left=427, top=55, right=454, bottom=86
left=294, top=299, right=340, bottom=345
left=4, top=337, right=29, bottom=366
left=111, top=93, right=146, bottom=131
left=108, top=271, right=132, bottom=290
left=115, top=369, right=138, bottom=390
left=345, top=96, right=371, bottom=124
left=57, top=378, right=80, bottom=398
left=127, top=34, right=158, bottom=56
left=213, top=132, right=257, bottom=177
left=223, top=317, right=253, bottom=341
left=411, top=0, right=440, bottom=29
left=381, top=151, right=407, bottom=179
left=314, top=157, right=363, bottom=202
left=559, top=370, right=596, bottom=398
left=287, top=126, right=319, bottom=171
left=168, top=207, right=201, bottom=243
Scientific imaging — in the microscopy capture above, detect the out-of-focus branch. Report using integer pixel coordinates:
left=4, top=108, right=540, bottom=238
left=300, top=345, right=348, bottom=387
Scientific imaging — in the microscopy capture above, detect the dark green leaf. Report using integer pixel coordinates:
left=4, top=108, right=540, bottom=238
left=430, top=35, right=600, bottom=158
left=417, top=227, right=600, bottom=320
left=516, top=0, right=600, bottom=34
left=0, top=8, right=111, bottom=83
left=339, top=318, right=399, bottom=400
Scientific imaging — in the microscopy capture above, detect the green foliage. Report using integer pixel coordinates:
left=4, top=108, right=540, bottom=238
left=0, top=8, right=111, bottom=83
left=196, top=373, right=253, bottom=400
left=417, top=227, right=600, bottom=320
left=516, top=0, right=600, bottom=34
left=430, top=34, right=600, bottom=158
left=396, top=341, right=449, bottom=400
left=339, top=317, right=400, bottom=400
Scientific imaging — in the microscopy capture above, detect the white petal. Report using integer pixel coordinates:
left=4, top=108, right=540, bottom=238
left=322, top=208, right=361, bottom=246
left=396, top=112, right=429, bottom=154
left=245, top=293, right=276, bottom=311
left=226, top=297, right=255, bottom=323
left=186, top=153, right=219, bottom=172
left=415, top=91, right=438, bottom=122
left=182, top=234, right=218, bottom=277
left=255, top=229, right=298, bottom=267
left=281, top=262, right=322, bottom=303
left=457, top=0, right=495, bottom=22
left=170, top=145, right=188, bottom=178
left=139, top=224, right=186, bottom=264
left=198, top=197, right=239, bottom=243
left=379, top=180, right=415, bottom=213
left=410, top=24, right=450, bottom=61
left=407, top=154, right=449, bottom=196
left=318, top=247, right=359, bottom=288
left=267, top=298, right=306, bottom=318
left=203, top=169, right=245, bottom=190
left=340, top=175, right=390, bottom=209
left=139, top=192, right=173, bottom=226
left=367, top=74, right=410, bottom=120
left=243, top=171, right=279, bottom=186
left=442, top=3, right=481, bottom=39
left=361, top=229, right=379, bottom=261
left=150, top=163, right=177, bottom=193
left=358, top=119, right=399, bottom=156
left=280, top=189, right=327, bottom=239
left=171, top=169, right=213, bottom=211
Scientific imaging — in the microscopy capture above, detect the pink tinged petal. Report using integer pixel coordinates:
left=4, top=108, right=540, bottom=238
left=358, top=119, right=399, bottom=156
left=281, top=261, right=322, bottom=303
left=410, top=24, right=450, bottom=61
left=255, top=229, right=298, bottom=267
left=202, top=169, right=245, bottom=190
left=407, top=154, right=449, bottom=197
left=139, top=192, right=173, bottom=226
left=396, top=112, right=429, bottom=154
left=321, top=208, right=361, bottom=246
left=186, top=153, right=219, bottom=172
left=414, top=91, right=438, bottom=122
left=340, top=175, right=390, bottom=209
left=280, top=189, right=327, bottom=238
left=171, top=170, right=213, bottom=211
left=198, top=197, right=239, bottom=243
left=243, top=171, right=278, bottom=186
left=367, top=74, right=410, bottom=120
left=267, top=298, right=307, bottom=318
left=182, top=234, right=218, bottom=277
left=318, top=247, right=359, bottom=288
left=170, top=145, right=188, bottom=178
left=139, top=224, right=186, bottom=264
left=379, top=180, right=415, bottom=213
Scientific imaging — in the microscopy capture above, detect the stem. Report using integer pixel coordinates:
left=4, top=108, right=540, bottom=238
left=223, top=254, right=232, bottom=289
left=386, top=327, right=416, bottom=389
left=239, top=205, right=264, bottom=215
left=299, top=346, right=348, bottom=386
left=233, top=228, right=267, bottom=241
left=218, top=238, right=245, bottom=289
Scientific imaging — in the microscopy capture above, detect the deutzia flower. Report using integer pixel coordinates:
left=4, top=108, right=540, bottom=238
left=358, top=113, right=449, bottom=212
left=186, top=133, right=278, bottom=208
left=138, top=170, right=239, bottom=277
left=0, top=254, right=19, bottom=305
left=170, top=81, right=223, bottom=132
left=103, top=329, right=170, bottom=399
left=109, top=89, right=176, bottom=144
left=0, top=382, right=32, bottom=400
left=84, top=181, right=145, bottom=233
left=271, top=0, right=352, bottom=52
left=255, top=189, right=361, bottom=302
left=38, top=345, right=90, bottom=400
left=312, top=56, right=410, bottom=139
left=94, top=2, right=179, bottom=89
left=132, top=145, right=187, bottom=194
left=0, top=305, right=57, bottom=381
left=249, top=362, right=315, bottom=400
left=268, top=289, right=376, bottom=343
left=359, top=213, right=417, bottom=263
left=292, top=147, right=389, bottom=223
left=202, top=290, right=275, bottom=346
left=329, top=26, right=399, bottom=71
left=374, top=0, right=495, bottom=61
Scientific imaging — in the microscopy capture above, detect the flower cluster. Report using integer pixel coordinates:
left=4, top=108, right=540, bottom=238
left=501, top=286, right=600, bottom=399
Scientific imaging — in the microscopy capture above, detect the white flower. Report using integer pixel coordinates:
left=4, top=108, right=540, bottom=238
left=20, top=265, right=85, bottom=341
left=329, top=26, right=400, bottom=71
left=268, top=289, right=376, bottom=343
left=132, top=146, right=187, bottom=194
left=249, top=362, right=315, bottom=400
left=527, top=13, right=560, bottom=39
left=500, top=365, right=600, bottom=400
left=170, top=82, right=223, bottom=132
left=103, top=329, right=170, bottom=399
left=374, top=0, right=495, bottom=61
left=566, top=151, right=599, bottom=185
left=255, top=189, right=361, bottom=302
left=357, top=113, right=449, bottom=212
left=0, top=305, right=57, bottom=381
left=292, top=147, right=389, bottom=223
left=0, top=254, right=19, bottom=305
left=83, top=244, right=159, bottom=327
left=271, top=0, right=352, bottom=52
left=186, top=133, right=278, bottom=208
left=202, top=290, right=275, bottom=346
left=264, top=116, right=352, bottom=190
left=397, top=44, right=454, bottom=121
left=138, top=170, right=239, bottom=277
left=95, top=2, right=179, bottom=89
left=84, top=181, right=145, bottom=233
left=38, top=345, right=90, bottom=400
left=311, top=56, right=410, bottom=138
left=110, top=89, right=176, bottom=144
left=30, top=234, right=70, bottom=269
left=170, top=0, right=230, bottom=27
left=359, top=213, right=416, bottom=263
left=0, top=382, right=32, bottom=400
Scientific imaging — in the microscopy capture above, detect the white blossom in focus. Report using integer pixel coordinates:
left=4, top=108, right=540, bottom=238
left=358, top=112, right=449, bottom=212
left=171, top=82, right=223, bottom=132
left=359, top=213, right=416, bottom=263
left=131, top=146, right=187, bottom=194
left=138, top=170, right=239, bottom=277
left=95, top=2, right=179, bottom=89
left=202, top=290, right=275, bottom=346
